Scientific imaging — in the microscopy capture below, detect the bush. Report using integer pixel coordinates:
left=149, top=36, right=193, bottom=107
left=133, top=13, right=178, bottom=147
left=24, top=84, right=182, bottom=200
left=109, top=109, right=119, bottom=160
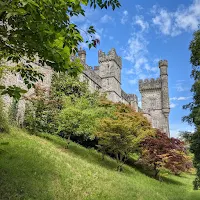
left=24, top=85, right=58, bottom=133
left=139, top=130, right=193, bottom=179
left=96, top=103, right=155, bottom=171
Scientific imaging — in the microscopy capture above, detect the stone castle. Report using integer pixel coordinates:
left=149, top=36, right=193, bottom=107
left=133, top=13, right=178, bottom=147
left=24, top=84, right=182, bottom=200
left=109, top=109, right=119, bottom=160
left=1, top=48, right=170, bottom=136
left=78, top=48, right=170, bottom=136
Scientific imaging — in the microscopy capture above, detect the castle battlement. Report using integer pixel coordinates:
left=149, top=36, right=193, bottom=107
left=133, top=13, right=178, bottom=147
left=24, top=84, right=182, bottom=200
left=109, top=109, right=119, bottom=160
left=98, top=48, right=122, bottom=68
left=83, top=64, right=102, bottom=87
left=159, top=60, right=168, bottom=67
left=139, top=78, right=161, bottom=91
left=127, top=94, right=138, bottom=103
left=121, top=91, right=138, bottom=103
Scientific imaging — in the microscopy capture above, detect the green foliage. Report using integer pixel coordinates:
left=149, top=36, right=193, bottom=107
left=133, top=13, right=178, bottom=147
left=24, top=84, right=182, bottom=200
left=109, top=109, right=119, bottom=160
left=183, top=28, right=200, bottom=189
left=57, top=95, right=109, bottom=147
left=24, top=85, right=59, bottom=133
left=0, top=0, right=120, bottom=99
left=50, top=72, right=89, bottom=105
left=96, top=103, right=155, bottom=171
left=24, top=72, right=105, bottom=138
left=8, top=99, right=18, bottom=124
left=0, top=98, right=10, bottom=133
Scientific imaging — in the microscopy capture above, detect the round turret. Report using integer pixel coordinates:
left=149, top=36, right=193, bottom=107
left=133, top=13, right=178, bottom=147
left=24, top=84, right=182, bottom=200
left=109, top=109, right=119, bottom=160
left=159, top=60, right=168, bottom=76
left=159, top=60, right=168, bottom=68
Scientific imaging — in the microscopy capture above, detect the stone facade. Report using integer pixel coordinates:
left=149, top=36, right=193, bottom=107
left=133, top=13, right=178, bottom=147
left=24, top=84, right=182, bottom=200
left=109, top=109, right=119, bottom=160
left=79, top=48, right=138, bottom=111
left=139, top=60, right=170, bottom=136
left=1, top=48, right=170, bottom=135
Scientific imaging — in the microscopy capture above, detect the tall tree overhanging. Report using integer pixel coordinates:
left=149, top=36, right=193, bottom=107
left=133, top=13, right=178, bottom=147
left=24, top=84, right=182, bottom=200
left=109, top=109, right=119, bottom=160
left=183, top=28, right=200, bottom=190
left=0, top=0, right=121, bottom=99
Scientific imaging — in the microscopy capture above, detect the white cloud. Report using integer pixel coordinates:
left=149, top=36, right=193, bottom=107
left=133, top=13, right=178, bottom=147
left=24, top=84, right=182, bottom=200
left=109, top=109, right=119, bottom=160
left=170, top=103, right=177, bottom=108
left=100, top=14, right=114, bottom=23
left=152, top=9, right=172, bottom=35
left=71, top=7, right=98, bottom=23
left=121, top=10, right=128, bottom=24
left=170, top=96, right=192, bottom=101
left=122, top=15, right=160, bottom=83
left=134, top=16, right=149, bottom=32
left=122, top=32, right=148, bottom=75
left=135, top=5, right=144, bottom=12
left=174, top=81, right=190, bottom=92
left=128, top=79, right=137, bottom=85
left=152, top=0, right=200, bottom=36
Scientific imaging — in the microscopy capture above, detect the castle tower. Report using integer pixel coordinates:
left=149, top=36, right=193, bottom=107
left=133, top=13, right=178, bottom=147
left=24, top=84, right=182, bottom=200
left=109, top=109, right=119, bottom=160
left=139, top=60, right=170, bottom=136
left=78, top=47, right=86, bottom=64
left=159, top=60, right=170, bottom=136
left=98, top=48, right=122, bottom=102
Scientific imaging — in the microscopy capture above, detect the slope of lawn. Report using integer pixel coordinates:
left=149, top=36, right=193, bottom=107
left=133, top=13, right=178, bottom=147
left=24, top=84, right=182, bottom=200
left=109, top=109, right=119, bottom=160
left=0, top=128, right=200, bottom=200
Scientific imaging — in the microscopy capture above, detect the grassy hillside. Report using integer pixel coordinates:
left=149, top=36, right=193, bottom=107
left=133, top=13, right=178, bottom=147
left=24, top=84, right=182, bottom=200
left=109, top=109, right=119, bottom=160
left=0, top=129, right=200, bottom=200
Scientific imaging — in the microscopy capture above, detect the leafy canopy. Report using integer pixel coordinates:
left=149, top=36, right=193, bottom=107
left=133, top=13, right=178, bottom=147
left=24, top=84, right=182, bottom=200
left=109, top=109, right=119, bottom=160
left=96, top=103, right=155, bottom=171
left=183, top=28, right=200, bottom=189
left=0, top=0, right=120, bottom=99
left=140, top=130, right=192, bottom=179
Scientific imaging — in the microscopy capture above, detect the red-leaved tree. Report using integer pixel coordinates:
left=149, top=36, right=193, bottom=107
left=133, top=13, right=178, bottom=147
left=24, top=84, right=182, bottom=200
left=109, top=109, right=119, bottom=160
left=140, top=130, right=192, bottom=179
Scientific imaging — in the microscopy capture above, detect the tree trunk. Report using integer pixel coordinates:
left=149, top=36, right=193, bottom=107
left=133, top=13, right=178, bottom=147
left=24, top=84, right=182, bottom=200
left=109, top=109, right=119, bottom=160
left=154, top=163, right=160, bottom=180
left=66, top=134, right=71, bottom=149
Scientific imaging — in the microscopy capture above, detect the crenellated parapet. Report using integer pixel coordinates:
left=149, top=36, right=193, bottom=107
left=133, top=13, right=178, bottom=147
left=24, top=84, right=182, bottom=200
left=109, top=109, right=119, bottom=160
left=98, top=48, right=122, bottom=68
left=121, top=90, right=129, bottom=101
left=121, top=90, right=138, bottom=103
left=139, top=78, right=161, bottom=91
left=78, top=47, right=86, bottom=64
left=159, top=60, right=168, bottom=67
left=82, top=64, right=102, bottom=87
left=127, top=94, right=138, bottom=103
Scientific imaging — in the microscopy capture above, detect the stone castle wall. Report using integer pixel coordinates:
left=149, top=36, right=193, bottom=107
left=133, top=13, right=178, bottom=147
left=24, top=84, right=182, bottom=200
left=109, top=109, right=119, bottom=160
left=1, top=49, right=170, bottom=135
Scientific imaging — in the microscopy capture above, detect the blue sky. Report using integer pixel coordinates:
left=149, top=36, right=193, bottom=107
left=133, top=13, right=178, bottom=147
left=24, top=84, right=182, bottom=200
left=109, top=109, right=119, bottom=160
left=72, top=0, right=200, bottom=137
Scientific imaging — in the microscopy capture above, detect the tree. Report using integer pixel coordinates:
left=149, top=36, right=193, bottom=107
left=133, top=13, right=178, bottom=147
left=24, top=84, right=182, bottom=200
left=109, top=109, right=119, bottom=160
left=0, top=0, right=120, bottom=99
left=183, top=28, right=200, bottom=189
left=24, top=72, right=91, bottom=133
left=57, top=94, right=110, bottom=148
left=50, top=72, right=89, bottom=107
left=140, top=130, right=192, bottom=180
left=96, top=103, right=155, bottom=171
left=24, top=84, right=59, bottom=133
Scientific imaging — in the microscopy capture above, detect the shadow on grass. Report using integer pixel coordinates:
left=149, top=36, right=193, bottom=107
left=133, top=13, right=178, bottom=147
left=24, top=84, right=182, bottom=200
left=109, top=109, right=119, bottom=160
left=26, top=131, right=191, bottom=184
left=34, top=132, right=134, bottom=174
left=125, top=158, right=186, bottom=186
left=161, top=176, right=185, bottom=186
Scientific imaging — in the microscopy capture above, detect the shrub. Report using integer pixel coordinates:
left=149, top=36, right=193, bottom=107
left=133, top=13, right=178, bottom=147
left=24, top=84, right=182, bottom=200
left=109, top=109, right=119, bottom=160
left=139, top=130, right=193, bottom=179
left=57, top=95, right=109, bottom=148
left=96, top=103, right=155, bottom=171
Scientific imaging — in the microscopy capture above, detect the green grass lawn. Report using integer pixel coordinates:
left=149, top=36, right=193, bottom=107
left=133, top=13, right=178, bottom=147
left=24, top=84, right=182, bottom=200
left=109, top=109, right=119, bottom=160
left=0, top=128, right=200, bottom=200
